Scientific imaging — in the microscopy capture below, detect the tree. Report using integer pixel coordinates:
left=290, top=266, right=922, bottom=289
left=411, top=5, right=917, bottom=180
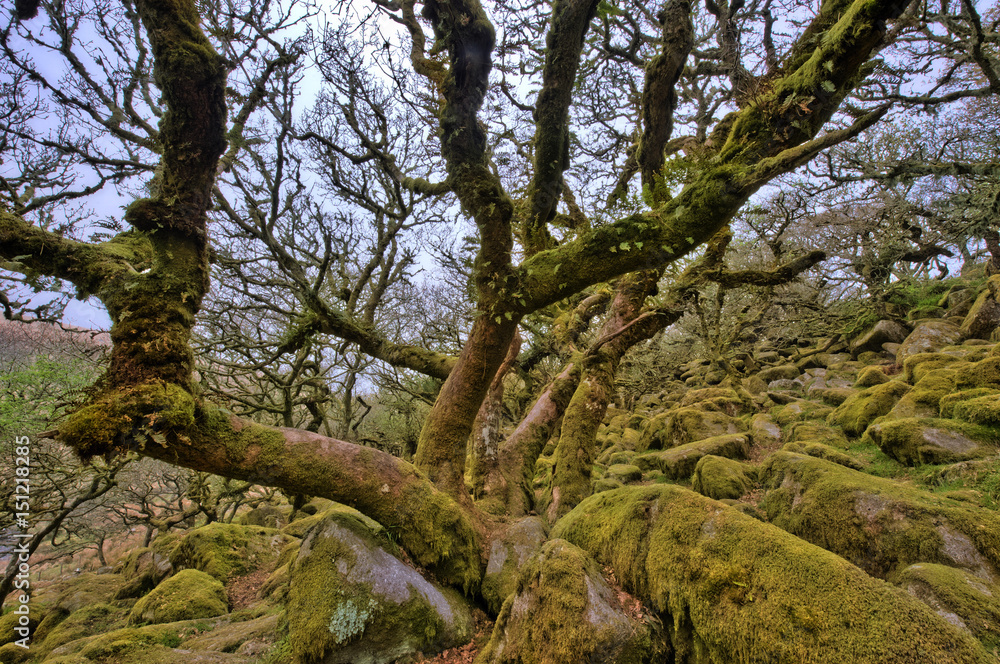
left=1, top=0, right=990, bottom=654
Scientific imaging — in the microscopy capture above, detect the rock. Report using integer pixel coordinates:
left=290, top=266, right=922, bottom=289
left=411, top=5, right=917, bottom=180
left=827, top=380, right=911, bottom=437
left=902, top=352, right=963, bottom=384
left=960, top=276, right=1000, bottom=340
left=850, top=320, right=910, bottom=357
left=114, top=546, right=174, bottom=599
left=767, top=377, right=804, bottom=391
left=749, top=413, right=782, bottom=447
left=771, top=399, right=834, bottom=425
left=29, top=603, right=125, bottom=661
left=636, top=408, right=745, bottom=452
left=554, top=485, right=995, bottom=664
left=635, top=434, right=750, bottom=480
left=287, top=511, right=473, bottom=664
left=866, top=418, right=999, bottom=465
left=759, top=451, right=1000, bottom=581
left=170, top=523, right=296, bottom=583
left=897, top=320, right=963, bottom=363
left=939, top=389, right=1000, bottom=419
left=786, top=421, right=849, bottom=448
left=477, top=539, right=665, bottom=664
left=887, top=368, right=957, bottom=420
left=692, top=455, right=755, bottom=500
left=809, top=387, right=855, bottom=406
left=781, top=441, right=864, bottom=470
left=605, top=463, right=643, bottom=483
left=182, top=613, right=281, bottom=653
left=758, top=364, right=802, bottom=383
left=240, top=504, right=285, bottom=529
left=855, top=365, right=891, bottom=387
left=678, top=387, right=749, bottom=415
left=128, top=569, right=228, bottom=625
left=896, top=563, right=1000, bottom=649
left=482, top=517, right=548, bottom=615
left=955, top=356, right=1000, bottom=390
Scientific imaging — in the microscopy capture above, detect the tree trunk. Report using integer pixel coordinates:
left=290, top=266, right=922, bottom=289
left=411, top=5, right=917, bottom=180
left=470, top=330, right=522, bottom=501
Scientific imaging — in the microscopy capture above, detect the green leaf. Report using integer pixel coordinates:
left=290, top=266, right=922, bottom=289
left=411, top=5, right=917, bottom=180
left=686, top=236, right=694, bottom=244
left=504, top=312, right=513, bottom=320
left=634, top=241, right=643, bottom=250
left=619, top=242, right=630, bottom=251
left=495, top=316, right=502, bottom=324
left=821, top=80, right=836, bottom=93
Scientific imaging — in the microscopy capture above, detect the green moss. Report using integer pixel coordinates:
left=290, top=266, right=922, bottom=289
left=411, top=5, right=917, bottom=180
left=771, top=399, right=835, bottom=426
left=903, top=353, right=962, bottom=384
left=896, top=563, right=1000, bottom=654
left=635, top=433, right=750, bottom=480
left=855, top=366, right=890, bottom=387
left=477, top=539, right=664, bottom=663
left=33, top=603, right=127, bottom=660
left=554, top=485, right=994, bottom=663
left=169, top=522, right=292, bottom=583
left=638, top=407, right=746, bottom=452
left=866, top=417, right=1000, bottom=465
left=956, top=357, right=1000, bottom=390
left=128, top=569, right=228, bottom=625
left=827, top=380, right=910, bottom=437
left=692, top=455, right=755, bottom=500
left=287, top=511, right=473, bottom=664
left=59, top=381, right=196, bottom=459
left=782, top=441, right=864, bottom=470
left=786, top=421, right=849, bottom=448
left=759, top=451, right=1000, bottom=581
left=940, top=389, right=1000, bottom=419
left=952, top=394, right=1000, bottom=426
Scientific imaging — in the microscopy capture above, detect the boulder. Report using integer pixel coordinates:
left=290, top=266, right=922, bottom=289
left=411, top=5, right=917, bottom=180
left=896, top=563, right=1000, bottom=650
left=897, top=320, right=963, bottom=363
left=855, top=365, right=891, bottom=387
left=759, top=451, right=1000, bottom=581
left=482, top=517, right=548, bottom=616
left=287, top=511, right=474, bottom=664
left=635, top=433, right=750, bottom=480
left=887, top=368, right=957, bottom=420
left=170, top=523, right=295, bottom=583
left=554, top=485, right=995, bottom=664
left=960, top=276, right=1000, bottom=340
left=850, top=320, right=910, bottom=357
left=749, top=413, right=782, bottom=447
left=865, top=418, right=999, bottom=465
left=692, top=455, right=755, bottom=500
left=477, top=539, right=664, bottom=664
left=781, top=441, right=864, bottom=470
left=636, top=407, right=745, bottom=452
left=758, top=364, right=802, bottom=383
left=128, top=569, right=228, bottom=625
left=786, top=421, right=849, bottom=448
left=827, top=380, right=910, bottom=437
left=114, top=546, right=174, bottom=599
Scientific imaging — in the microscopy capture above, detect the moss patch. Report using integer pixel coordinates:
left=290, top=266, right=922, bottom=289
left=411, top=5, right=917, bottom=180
left=865, top=417, right=1000, bottom=465
left=554, top=485, right=994, bottom=664
left=169, top=523, right=294, bottom=583
left=759, top=451, right=1000, bottom=581
left=692, top=455, right=755, bottom=500
left=635, top=433, right=750, bottom=480
left=827, top=380, right=911, bottom=437
left=129, top=569, right=228, bottom=625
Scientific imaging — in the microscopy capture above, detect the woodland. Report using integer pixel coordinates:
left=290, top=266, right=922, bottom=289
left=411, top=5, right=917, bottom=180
left=1, top=0, right=1000, bottom=661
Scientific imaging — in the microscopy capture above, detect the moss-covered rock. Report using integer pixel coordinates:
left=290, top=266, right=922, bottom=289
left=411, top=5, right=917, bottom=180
left=781, top=441, right=864, bottom=470
left=170, top=523, right=295, bottom=583
left=866, top=417, right=1000, bottom=465
left=888, top=368, right=957, bottom=419
left=895, top=563, right=1000, bottom=654
left=129, top=569, right=228, bottom=625
left=477, top=539, right=665, bottom=664
left=32, top=603, right=127, bottom=660
left=635, top=434, right=750, bottom=480
left=0, top=643, right=30, bottom=664
left=114, top=546, right=174, bottom=599
left=678, top=387, right=750, bottom=415
left=758, top=364, right=802, bottom=384
left=749, top=413, right=782, bottom=447
left=902, top=352, right=962, bottom=384
left=482, top=517, right=548, bottom=616
left=786, top=421, right=849, bottom=448
left=897, top=320, right=963, bottom=363
left=759, top=451, right=1000, bottom=581
left=691, top=455, right=755, bottom=500
left=605, top=463, right=642, bottom=483
left=952, top=394, right=1000, bottom=427
left=960, top=277, right=1000, bottom=341
left=180, top=612, right=281, bottom=654
left=827, top=380, right=911, bottom=437
left=287, top=511, right=474, bottom=664
left=553, top=485, right=994, bottom=664
left=955, top=356, right=1000, bottom=390
left=636, top=408, right=745, bottom=452
left=850, top=320, right=910, bottom=357
left=940, top=389, right=1000, bottom=419
left=770, top=399, right=834, bottom=425
left=854, top=365, right=891, bottom=387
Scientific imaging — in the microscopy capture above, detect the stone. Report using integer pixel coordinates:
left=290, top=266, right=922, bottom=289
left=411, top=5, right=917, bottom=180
left=635, top=433, right=750, bottom=480
left=897, top=320, right=963, bottom=363
left=482, top=517, right=548, bottom=616
left=960, top=276, right=1000, bottom=340
left=850, top=320, right=910, bottom=357
left=128, top=569, right=228, bottom=625
left=692, top=455, right=755, bottom=500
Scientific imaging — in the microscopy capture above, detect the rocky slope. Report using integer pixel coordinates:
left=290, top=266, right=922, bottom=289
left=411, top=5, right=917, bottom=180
left=3, top=277, right=1000, bottom=663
